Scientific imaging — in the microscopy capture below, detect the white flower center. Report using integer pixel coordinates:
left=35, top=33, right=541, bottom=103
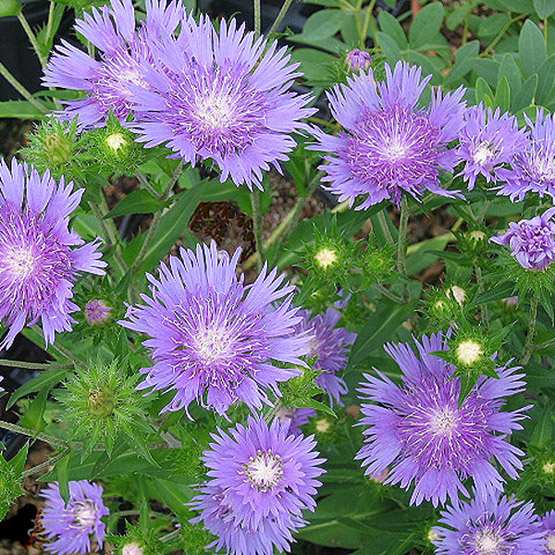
left=106, top=133, right=127, bottom=151
left=473, top=142, right=495, bottom=165
left=316, top=418, right=331, bottom=433
left=6, top=245, right=35, bottom=278
left=75, top=504, right=97, bottom=529
left=244, top=451, right=283, bottom=491
left=546, top=533, right=555, bottom=554
left=456, top=340, right=483, bottom=365
left=197, top=91, right=235, bottom=129
left=430, top=407, right=458, bottom=434
left=314, top=247, right=338, bottom=269
left=535, top=153, right=555, bottom=181
left=120, top=67, right=145, bottom=87
left=474, top=528, right=503, bottom=554
left=196, top=327, right=233, bottom=363
left=386, top=139, right=408, bottom=161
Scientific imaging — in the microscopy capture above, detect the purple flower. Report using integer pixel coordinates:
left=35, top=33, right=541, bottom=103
left=356, top=332, right=530, bottom=506
left=130, top=16, right=316, bottom=189
left=433, top=493, right=546, bottom=555
left=311, top=61, right=466, bottom=208
left=0, top=160, right=106, bottom=349
left=275, top=406, right=316, bottom=436
left=41, top=480, right=109, bottom=554
left=120, top=242, right=312, bottom=416
left=295, top=307, right=356, bottom=407
left=490, top=207, right=555, bottom=271
left=0, top=375, right=4, bottom=393
left=190, top=416, right=325, bottom=555
left=43, top=0, right=183, bottom=128
left=85, top=299, right=112, bottom=326
left=541, top=511, right=555, bottom=554
left=458, top=104, right=527, bottom=190
left=497, top=109, right=555, bottom=201
left=345, top=49, right=372, bottom=72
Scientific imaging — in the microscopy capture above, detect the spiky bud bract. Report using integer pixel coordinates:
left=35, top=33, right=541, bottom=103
left=0, top=444, right=27, bottom=520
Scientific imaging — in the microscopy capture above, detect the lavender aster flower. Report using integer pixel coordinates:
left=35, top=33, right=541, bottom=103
left=490, top=208, right=555, bottom=271
left=130, top=16, right=316, bottom=189
left=541, top=511, right=555, bottom=554
left=43, top=0, right=183, bottom=128
left=120, top=242, right=312, bottom=416
left=498, top=109, right=555, bottom=201
left=312, top=61, right=466, bottom=208
left=0, top=375, right=4, bottom=393
left=433, top=493, right=546, bottom=555
left=41, top=480, right=109, bottom=554
left=191, top=416, right=325, bottom=555
left=345, top=49, right=372, bottom=72
left=356, top=332, right=530, bottom=506
left=0, top=160, right=106, bottom=349
left=458, top=104, right=527, bottom=189
left=295, top=307, right=356, bottom=407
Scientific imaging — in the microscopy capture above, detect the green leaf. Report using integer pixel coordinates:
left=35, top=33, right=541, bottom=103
left=533, top=0, right=555, bottom=18
left=470, top=58, right=500, bottom=86
left=0, top=0, right=20, bottom=17
left=530, top=407, right=553, bottom=448
left=350, top=300, right=417, bottom=365
left=122, top=422, right=159, bottom=467
left=477, top=13, right=510, bottom=39
left=8, top=366, right=69, bottom=409
left=512, top=74, right=538, bottom=112
left=0, top=100, right=45, bottom=119
left=56, top=452, right=71, bottom=503
left=408, top=2, right=445, bottom=49
left=19, top=388, right=49, bottom=433
left=302, top=9, right=345, bottom=40
left=10, top=443, right=29, bottom=476
left=494, top=76, right=511, bottom=112
left=105, top=189, right=168, bottom=218
left=133, top=185, right=202, bottom=274
left=378, top=11, right=407, bottom=49
left=497, top=54, right=522, bottom=95
left=475, top=77, right=495, bottom=107
left=290, top=48, right=336, bottom=83
left=535, top=54, right=555, bottom=105
left=377, top=32, right=402, bottom=64
left=519, top=20, right=547, bottom=77
left=472, top=282, right=514, bottom=305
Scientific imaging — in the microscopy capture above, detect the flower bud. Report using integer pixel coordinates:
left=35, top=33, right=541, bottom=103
left=314, top=247, right=338, bottom=270
left=85, top=299, right=113, bottom=326
left=122, top=542, right=144, bottom=555
left=345, top=49, right=372, bottom=72
left=447, top=285, right=466, bottom=305
left=456, top=339, right=483, bottom=366
left=106, top=132, right=128, bottom=153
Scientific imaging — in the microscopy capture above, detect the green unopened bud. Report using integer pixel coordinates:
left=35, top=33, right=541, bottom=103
left=44, top=133, right=73, bottom=165
left=0, top=451, right=25, bottom=520
left=55, top=359, right=146, bottom=454
left=0, top=0, right=21, bottom=17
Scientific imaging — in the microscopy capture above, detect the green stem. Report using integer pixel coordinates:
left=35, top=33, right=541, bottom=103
left=88, top=201, right=127, bottom=275
left=0, top=420, right=67, bottom=448
left=377, top=209, right=394, bottom=246
left=522, top=292, right=539, bottom=365
left=250, top=189, right=265, bottom=271
left=372, top=284, right=404, bottom=303
left=161, top=529, right=182, bottom=543
left=396, top=195, right=409, bottom=279
left=130, top=163, right=182, bottom=276
left=474, top=265, right=489, bottom=330
left=17, top=12, right=48, bottom=68
left=0, top=61, right=48, bottom=113
left=544, top=18, right=548, bottom=44
left=479, top=13, right=527, bottom=58
left=361, top=0, right=377, bottom=47
left=45, top=1, right=56, bottom=48
left=268, top=0, right=294, bottom=36
left=0, top=359, right=73, bottom=371
left=22, top=447, right=70, bottom=479
left=254, top=0, right=261, bottom=36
